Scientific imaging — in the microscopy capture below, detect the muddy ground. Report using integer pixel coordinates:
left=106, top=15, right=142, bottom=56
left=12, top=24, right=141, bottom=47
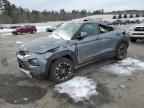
left=0, top=25, right=144, bottom=108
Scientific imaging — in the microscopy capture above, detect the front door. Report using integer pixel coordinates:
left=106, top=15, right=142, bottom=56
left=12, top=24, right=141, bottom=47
left=76, top=23, right=104, bottom=64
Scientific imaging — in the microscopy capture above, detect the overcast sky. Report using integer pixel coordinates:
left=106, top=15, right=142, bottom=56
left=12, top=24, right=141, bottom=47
left=8, top=0, right=144, bottom=12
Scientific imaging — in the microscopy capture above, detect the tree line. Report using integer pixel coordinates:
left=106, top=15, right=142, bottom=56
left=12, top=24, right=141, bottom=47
left=1, top=0, right=144, bottom=24
left=0, top=0, right=105, bottom=24
left=113, top=13, right=144, bottom=19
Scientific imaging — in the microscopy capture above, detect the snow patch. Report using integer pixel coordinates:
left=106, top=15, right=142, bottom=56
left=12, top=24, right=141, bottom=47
left=54, top=76, right=98, bottom=103
left=101, top=57, right=144, bottom=75
left=37, top=26, right=48, bottom=33
left=0, top=29, right=13, bottom=36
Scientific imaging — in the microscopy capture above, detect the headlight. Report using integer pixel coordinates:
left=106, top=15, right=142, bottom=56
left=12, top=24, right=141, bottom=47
left=24, top=55, right=31, bottom=58
left=29, top=58, right=39, bottom=66
left=24, top=51, right=32, bottom=58
left=19, top=51, right=32, bottom=59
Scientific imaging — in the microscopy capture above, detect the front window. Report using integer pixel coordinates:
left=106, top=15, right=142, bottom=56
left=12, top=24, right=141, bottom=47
left=52, top=22, right=82, bottom=40
left=80, top=23, right=98, bottom=36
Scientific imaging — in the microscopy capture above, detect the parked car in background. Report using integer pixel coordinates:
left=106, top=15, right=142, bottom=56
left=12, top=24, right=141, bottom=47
left=12, top=25, right=37, bottom=35
left=0, top=26, right=4, bottom=30
left=9, top=25, right=22, bottom=29
left=110, top=20, right=123, bottom=25
left=16, top=19, right=129, bottom=83
left=122, top=19, right=131, bottom=25
left=129, top=20, right=144, bottom=42
left=130, top=20, right=136, bottom=24
left=0, top=25, right=6, bottom=29
left=46, top=23, right=63, bottom=32
left=130, top=19, right=140, bottom=24
left=135, top=20, right=141, bottom=24
left=109, top=19, right=141, bottom=26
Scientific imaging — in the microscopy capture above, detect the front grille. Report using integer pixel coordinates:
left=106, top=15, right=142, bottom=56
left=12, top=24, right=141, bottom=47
left=132, top=33, right=144, bottom=35
left=135, top=27, right=144, bottom=31
left=19, top=51, right=25, bottom=56
left=18, top=58, right=27, bottom=69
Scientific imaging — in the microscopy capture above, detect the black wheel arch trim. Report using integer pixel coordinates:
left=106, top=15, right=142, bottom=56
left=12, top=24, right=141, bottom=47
left=45, top=50, right=78, bottom=77
left=116, top=38, right=129, bottom=49
left=115, top=38, right=129, bottom=56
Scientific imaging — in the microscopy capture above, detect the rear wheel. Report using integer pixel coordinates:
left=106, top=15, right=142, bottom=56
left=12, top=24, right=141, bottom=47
left=115, top=43, right=128, bottom=60
left=130, top=37, right=137, bottom=42
left=49, top=58, right=74, bottom=83
left=15, top=32, right=18, bottom=35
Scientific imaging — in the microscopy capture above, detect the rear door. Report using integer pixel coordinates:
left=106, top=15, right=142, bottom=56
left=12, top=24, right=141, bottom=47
left=76, top=23, right=105, bottom=64
left=21, top=26, right=27, bottom=33
left=26, top=25, right=31, bottom=33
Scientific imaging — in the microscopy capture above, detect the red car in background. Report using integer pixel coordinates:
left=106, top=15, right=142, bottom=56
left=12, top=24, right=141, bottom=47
left=12, top=25, right=37, bottom=35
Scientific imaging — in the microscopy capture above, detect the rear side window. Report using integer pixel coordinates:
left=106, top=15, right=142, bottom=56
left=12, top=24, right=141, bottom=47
left=99, top=24, right=114, bottom=34
left=80, top=23, right=98, bottom=36
left=27, top=25, right=32, bottom=28
left=23, top=26, right=27, bottom=29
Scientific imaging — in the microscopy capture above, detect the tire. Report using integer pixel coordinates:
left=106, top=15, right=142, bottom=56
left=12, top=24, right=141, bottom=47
left=31, top=31, right=33, bottom=34
left=115, top=43, right=128, bottom=60
left=130, top=37, right=137, bottom=42
left=49, top=58, right=74, bottom=83
left=13, top=32, right=18, bottom=35
left=15, top=32, right=18, bottom=35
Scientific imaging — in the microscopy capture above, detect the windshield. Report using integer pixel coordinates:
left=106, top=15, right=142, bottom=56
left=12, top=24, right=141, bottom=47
left=52, top=22, right=81, bottom=40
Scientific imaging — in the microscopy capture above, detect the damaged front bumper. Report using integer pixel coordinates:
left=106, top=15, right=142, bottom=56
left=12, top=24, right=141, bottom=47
left=20, top=68, right=32, bottom=78
left=16, top=52, right=48, bottom=80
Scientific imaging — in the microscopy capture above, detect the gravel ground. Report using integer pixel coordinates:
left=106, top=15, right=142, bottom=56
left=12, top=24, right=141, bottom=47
left=0, top=26, right=144, bottom=108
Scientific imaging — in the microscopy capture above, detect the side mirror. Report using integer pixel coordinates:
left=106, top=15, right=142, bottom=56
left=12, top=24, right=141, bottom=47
left=76, top=32, right=88, bottom=39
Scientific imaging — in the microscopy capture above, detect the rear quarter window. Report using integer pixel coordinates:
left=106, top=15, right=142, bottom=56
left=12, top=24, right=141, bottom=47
left=99, top=24, right=114, bottom=34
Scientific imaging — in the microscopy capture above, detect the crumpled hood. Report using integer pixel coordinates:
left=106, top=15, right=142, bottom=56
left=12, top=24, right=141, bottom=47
left=20, top=37, right=68, bottom=53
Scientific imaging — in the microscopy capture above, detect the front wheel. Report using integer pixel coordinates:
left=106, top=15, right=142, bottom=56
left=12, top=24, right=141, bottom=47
left=49, top=58, right=74, bottom=83
left=115, top=43, right=128, bottom=60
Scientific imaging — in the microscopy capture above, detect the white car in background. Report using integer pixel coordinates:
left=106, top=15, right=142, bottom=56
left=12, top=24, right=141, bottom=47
left=129, top=20, right=144, bottom=42
left=0, top=25, right=6, bottom=30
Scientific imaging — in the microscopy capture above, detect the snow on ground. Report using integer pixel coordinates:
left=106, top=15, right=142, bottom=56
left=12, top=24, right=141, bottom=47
left=16, top=41, right=23, bottom=44
left=0, top=29, right=13, bottom=36
left=54, top=76, right=98, bottom=103
left=101, top=57, right=144, bottom=76
left=36, top=26, right=51, bottom=33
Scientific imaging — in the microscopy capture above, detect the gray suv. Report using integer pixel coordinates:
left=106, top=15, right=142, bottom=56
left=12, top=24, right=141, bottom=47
left=16, top=20, right=129, bottom=83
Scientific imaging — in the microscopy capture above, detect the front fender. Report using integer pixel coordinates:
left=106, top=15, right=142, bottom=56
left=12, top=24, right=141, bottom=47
left=45, top=50, right=78, bottom=77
